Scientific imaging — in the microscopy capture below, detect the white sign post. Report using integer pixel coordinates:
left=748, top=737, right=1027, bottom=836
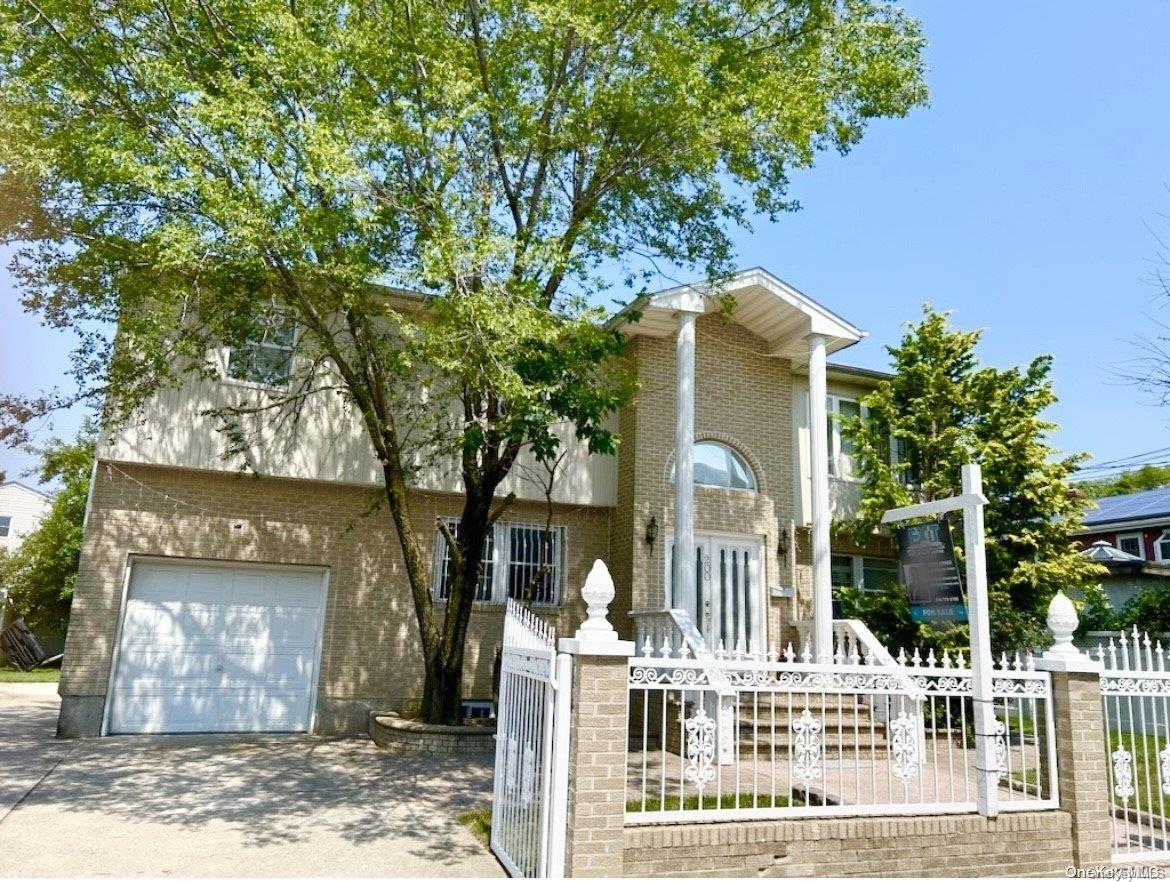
left=881, top=463, right=998, bottom=818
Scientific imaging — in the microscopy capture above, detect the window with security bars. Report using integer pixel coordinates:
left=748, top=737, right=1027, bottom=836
left=432, top=518, right=564, bottom=605
left=433, top=519, right=496, bottom=601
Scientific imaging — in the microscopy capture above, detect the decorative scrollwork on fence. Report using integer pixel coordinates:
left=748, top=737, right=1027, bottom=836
left=890, top=712, right=921, bottom=781
left=684, top=708, right=717, bottom=793
left=1101, top=676, right=1170, bottom=698
left=1160, top=743, right=1170, bottom=797
left=520, top=742, right=536, bottom=806
left=1113, top=746, right=1136, bottom=802
left=991, top=677, right=1050, bottom=697
left=993, top=720, right=1008, bottom=781
left=505, top=734, right=519, bottom=795
left=791, top=709, right=823, bottom=786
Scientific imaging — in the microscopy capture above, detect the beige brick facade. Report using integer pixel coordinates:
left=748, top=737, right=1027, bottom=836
left=622, top=812, right=1075, bottom=877
left=59, top=310, right=895, bottom=736
left=58, top=462, right=608, bottom=736
left=613, top=314, right=803, bottom=643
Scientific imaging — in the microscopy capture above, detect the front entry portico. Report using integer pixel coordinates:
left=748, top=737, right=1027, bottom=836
left=666, top=532, right=764, bottom=654
left=616, top=269, right=866, bottom=659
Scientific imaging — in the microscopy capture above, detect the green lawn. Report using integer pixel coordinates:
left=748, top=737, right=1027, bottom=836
left=0, top=666, right=59, bottom=682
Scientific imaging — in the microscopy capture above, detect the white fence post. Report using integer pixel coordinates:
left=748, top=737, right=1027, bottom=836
left=961, top=463, right=997, bottom=818
left=546, top=652, right=572, bottom=877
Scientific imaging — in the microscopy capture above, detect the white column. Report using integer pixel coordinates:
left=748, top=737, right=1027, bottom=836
left=674, top=310, right=698, bottom=621
left=807, top=333, right=833, bottom=661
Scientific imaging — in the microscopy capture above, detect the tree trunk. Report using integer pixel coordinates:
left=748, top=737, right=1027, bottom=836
left=416, top=483, right=498, bottom=725
left=419, top=654, right=467, bottom=725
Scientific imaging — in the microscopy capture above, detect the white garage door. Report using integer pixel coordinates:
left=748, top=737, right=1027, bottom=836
left=107, top=559, right=327, bottom=734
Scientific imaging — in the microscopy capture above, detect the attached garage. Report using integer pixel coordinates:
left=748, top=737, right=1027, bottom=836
left=105, top=558, right=328, bottom=735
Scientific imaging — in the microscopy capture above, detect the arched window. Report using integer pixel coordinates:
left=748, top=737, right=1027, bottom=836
left=674, top=441, right=758, bottom=491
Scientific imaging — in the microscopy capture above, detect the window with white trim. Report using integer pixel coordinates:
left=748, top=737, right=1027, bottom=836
left=227, top=314, right=297, bottom=386
left=826, top=395, right=864, bottom=479
left=1156, top=531, right=1170, bottom=564
left=432, top=518, right=564, bottom=605
left=0, top=516, right=10, bottom=538
left=830, top=553, right=899, bottom=592
left=1116, top=532, right=1144, bottom=559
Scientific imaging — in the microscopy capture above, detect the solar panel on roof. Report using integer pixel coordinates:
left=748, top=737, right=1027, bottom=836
left=1083, top=486, right=1170, bottom=526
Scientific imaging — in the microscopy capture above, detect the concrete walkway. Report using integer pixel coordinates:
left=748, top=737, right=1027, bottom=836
left=0, top=686, right=503, bottom=877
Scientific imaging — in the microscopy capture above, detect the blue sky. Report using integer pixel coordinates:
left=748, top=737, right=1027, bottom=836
left=2, top=1, right=1169, bottom=488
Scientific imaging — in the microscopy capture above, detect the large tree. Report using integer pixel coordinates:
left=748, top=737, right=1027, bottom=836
left=842, top=307, right=1104, bottom=650
left=0, top=0, right=927, bottom=722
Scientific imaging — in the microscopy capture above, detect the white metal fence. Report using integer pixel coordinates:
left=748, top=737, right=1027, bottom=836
left=626, top=642, right=1057, bottom=823
left=491, top=601, right=571, bottom=878
left=1096, top=628, right=1170, bottom=862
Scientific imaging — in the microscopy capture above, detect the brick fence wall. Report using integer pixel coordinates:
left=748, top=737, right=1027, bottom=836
left=622, top=813, right=1074, bottom=878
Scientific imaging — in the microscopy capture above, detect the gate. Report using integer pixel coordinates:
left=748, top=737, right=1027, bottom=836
left=1097, top=628, right=1170, bottom=862
left=491, top=601, right=571, bottom=878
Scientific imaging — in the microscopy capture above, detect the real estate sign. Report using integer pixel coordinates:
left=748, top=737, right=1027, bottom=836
left=896, top=518, right=967, bottom=624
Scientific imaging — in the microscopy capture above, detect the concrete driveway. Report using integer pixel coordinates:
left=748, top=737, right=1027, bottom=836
left=0, top=685, right=504, bottom=877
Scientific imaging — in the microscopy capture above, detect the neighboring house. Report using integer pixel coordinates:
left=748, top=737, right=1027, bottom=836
left=0, top=481, right=52, bottom=556
left=0, top=481, right=53, bottom=634
left=1076, top=539, right=1169, bottom=611
left=57, top=268, right=897, bottom=738
left=1075, top=486, right=1170, bottom=562
left=1073, top=487, right=1170, bottom=609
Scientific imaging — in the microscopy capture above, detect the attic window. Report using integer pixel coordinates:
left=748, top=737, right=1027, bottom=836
left=674, top=442, right=757, bottom=491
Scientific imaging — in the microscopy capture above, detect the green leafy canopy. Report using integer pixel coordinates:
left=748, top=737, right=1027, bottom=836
left=0, top=0, right=927, bottom=721
left=841, top=306, right=1105, bottom=651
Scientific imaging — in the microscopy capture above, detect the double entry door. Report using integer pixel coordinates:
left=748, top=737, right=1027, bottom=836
left=667, top=533, right=764, bottom=654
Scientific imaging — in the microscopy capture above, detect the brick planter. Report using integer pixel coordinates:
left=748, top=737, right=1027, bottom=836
left=368, top=712, right=496, bottom=756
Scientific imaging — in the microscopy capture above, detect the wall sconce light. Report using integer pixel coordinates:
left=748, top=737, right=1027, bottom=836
left=645, top=516, right=659, bottom=546
left=777, top=529, right=789, bottom=560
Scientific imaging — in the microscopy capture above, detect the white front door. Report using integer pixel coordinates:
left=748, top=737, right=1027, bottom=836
left=667, top=534, right=764, bottom=654
left=107, top=558, right=328, bottom=734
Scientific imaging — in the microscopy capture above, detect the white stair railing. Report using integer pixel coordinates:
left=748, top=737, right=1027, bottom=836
left=631, top=608, right=736, bottom=763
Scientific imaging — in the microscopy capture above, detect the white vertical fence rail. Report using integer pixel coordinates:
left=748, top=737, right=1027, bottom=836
left=1096, top=627, right=1170, bottom=862
left=626, top=641, right=1057, bottom=823
left=492, top=601, right=571, bottom=878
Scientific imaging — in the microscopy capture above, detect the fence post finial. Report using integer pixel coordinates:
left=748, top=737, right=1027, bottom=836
left=1044, top=589, right=1082, bottom=660
left=576, top=559, right=618, bottom=641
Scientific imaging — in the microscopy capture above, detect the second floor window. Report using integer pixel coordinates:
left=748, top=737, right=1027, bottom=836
left=0, top=515, right=10, bottom=538
left=827, top=395, right=862, bottom=479
left=432, top=518, right=565, bottom=605
left=227, top=315, right=297, bottom=387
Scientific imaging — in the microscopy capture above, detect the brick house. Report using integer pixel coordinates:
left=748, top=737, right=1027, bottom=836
left=57, top=268, right=896, bottom=738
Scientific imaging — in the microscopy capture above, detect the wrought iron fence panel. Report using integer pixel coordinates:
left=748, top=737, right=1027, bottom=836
left=1096, top=628, right=1170, bottom=862
left=626, top=642, right=1057, bottom=824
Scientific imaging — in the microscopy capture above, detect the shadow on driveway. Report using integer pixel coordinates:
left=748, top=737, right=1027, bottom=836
left=0, top=692, right=503, bottom=877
